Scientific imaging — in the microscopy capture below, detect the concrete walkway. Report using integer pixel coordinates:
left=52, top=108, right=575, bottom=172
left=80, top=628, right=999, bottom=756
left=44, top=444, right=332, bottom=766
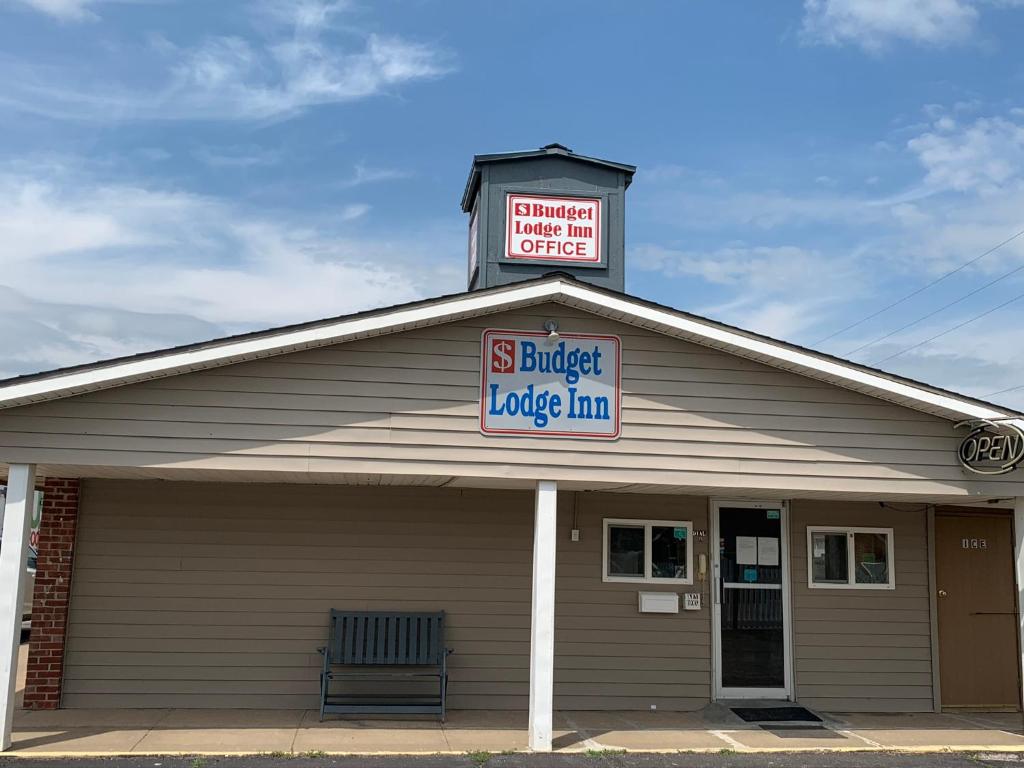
left=12, top=705, right=1024, bottom=756
left=11, top=645, right=1024, bottom=756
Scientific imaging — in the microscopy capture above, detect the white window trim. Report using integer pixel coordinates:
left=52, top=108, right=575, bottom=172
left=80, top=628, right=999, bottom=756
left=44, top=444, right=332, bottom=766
left=806, top=525, right=896, bottom=590
left=602, top=518, right=694, bottom=585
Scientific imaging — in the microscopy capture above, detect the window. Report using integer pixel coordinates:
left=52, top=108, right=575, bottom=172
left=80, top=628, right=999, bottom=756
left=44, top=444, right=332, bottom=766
left=603, top=518, right=693, bottom=584
left=807, top=526, right=894, bottom=589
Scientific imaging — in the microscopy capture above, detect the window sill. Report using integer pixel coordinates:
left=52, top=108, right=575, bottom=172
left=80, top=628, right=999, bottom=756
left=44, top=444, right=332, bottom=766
left=603, top=575, right=693, bottom=586
left=808, top=582, right=895, bottom=590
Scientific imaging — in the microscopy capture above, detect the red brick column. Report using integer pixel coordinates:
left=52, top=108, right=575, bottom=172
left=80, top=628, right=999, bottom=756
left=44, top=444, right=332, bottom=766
left=23, top=478, right=80, bottom=710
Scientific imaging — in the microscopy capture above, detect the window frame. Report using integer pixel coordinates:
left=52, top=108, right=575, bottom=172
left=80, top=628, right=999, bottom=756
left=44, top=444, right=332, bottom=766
left=806, top=525, right=896, bottom=590
left=602, top=518, right=694, bottom=585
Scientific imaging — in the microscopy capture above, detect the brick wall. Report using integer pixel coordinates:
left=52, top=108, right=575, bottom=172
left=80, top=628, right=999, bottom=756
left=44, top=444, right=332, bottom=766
left=23, top=478, right=80, bottom=710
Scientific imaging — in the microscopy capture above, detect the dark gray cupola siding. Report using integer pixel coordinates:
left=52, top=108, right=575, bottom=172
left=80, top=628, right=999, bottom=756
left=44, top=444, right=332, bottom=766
left=462, top=143, right=635, bottom=292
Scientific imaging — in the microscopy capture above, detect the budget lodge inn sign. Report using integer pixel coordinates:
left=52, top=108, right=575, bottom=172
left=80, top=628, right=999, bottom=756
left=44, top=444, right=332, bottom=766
left=480, top=329, right=621, bottom=439
left=505, top=193, right=601, bottom=263
left=955, top=419, right=1024, bottom=475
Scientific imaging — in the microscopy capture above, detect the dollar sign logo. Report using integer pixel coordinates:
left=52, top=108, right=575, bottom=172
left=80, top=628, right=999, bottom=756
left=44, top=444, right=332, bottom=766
left=491, top=339, right=515, bottom=373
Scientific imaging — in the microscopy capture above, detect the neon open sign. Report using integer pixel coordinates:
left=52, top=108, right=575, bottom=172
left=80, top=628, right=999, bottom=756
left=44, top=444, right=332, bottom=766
left=955, top=419, right=1024, bottom=475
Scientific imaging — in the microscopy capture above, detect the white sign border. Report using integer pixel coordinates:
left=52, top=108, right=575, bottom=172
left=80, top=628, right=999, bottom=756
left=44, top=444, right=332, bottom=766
left=479, top=328, right=622, bottom=440
left=504, top=192, right=603, bottom=264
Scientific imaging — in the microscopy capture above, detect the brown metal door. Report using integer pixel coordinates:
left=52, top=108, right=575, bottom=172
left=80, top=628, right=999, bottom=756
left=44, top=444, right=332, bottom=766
left=936, top=512, right=1020, bottom=709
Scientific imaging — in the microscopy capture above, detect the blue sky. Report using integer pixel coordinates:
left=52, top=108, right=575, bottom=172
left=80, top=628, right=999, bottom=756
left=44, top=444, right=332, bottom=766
left=2, top=0, right=1024, bottom=409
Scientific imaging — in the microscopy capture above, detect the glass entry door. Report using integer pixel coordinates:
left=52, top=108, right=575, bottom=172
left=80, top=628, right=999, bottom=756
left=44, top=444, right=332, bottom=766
left=712, top=501, right=791, bottom=699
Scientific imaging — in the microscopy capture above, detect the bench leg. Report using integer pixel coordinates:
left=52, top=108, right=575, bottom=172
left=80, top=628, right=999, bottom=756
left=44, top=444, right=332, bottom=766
left=440, top=654, right=448, bottom=723
left=441, top=673, right=448, bottom=723
left=319, top=673, right=327, bottom=722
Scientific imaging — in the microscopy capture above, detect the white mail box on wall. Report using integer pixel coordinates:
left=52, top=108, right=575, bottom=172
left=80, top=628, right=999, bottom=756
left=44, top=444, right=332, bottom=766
left=638, top=592, right=679, bottom=614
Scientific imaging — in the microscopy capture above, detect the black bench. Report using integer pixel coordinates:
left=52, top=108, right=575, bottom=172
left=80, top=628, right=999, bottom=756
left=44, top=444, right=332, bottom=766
left=318, top=610, right=453, bottom=721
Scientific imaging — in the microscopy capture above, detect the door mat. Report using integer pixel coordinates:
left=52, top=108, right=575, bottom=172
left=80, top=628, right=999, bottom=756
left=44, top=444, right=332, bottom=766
left=731, top=706, right=822, bottom=723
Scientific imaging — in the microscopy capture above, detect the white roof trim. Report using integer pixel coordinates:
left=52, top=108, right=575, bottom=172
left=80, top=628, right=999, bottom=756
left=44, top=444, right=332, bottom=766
left=0, top=277, right=1016, bottom=425
left=0, top=280, right=561, bottom=408
left=557, top=283, right=1016, bottom=424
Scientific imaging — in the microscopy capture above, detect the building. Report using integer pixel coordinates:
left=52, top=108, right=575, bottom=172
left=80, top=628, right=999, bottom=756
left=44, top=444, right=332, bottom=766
left=0, top=144, right=1022, bottom=753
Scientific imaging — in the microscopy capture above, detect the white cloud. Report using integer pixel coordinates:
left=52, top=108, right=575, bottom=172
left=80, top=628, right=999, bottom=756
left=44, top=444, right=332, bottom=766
left=0, top=285, right=223, bottom=379
left=633, top=104, right=1024, bottom=411
left=193, top=144, right=282, bottom=168
left=631, top=244, right=865, bottom=339
left=0, top=1, right=454, bottom=121
left=908, top=114, right=1024, bottom=194
left=4, top=0, right=106, bottom=21
left=0, top=162, right=464, bottom=377
left=800, top=0, right=979, bottom=52
left=336, top=163, right=412, bottom=188
left=633, top=244, right=826, bottom=289
left=339, top=202, right=370, bottom=221
left=843, top=318, right=1024, bottom=411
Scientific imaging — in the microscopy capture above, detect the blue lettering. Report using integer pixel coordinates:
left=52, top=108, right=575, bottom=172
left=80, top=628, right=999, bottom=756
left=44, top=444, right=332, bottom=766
left=488, top=384, right=505, bottom=415
left=534, top=389, right=548, bottom=428
left=565, top=348, right=580, bottom=384
left=489, top=384, right=567, bottom=429
left=520, top=341, right=537, bottom=372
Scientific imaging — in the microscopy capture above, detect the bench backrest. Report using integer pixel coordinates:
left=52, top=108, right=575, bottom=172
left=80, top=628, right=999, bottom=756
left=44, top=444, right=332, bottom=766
left=326, top=611, right=446, bottom=666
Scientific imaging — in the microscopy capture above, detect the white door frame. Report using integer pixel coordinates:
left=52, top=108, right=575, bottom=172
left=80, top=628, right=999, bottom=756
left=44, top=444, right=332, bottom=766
left=710, top=498, right=794, bottom=701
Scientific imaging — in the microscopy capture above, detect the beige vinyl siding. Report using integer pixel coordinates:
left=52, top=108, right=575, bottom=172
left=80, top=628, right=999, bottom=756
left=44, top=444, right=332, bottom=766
left=0, top=304, right=1016, bottom=499
left=64, top=481, right=534, bottom=710
left=64, top=480, right=710, bottom=710
left=790, top=500, right=934, bottom=712
left=555, top=493, right=710, bottom=710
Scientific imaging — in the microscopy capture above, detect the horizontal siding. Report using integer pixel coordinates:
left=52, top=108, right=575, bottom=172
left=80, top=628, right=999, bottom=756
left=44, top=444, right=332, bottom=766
left=554, top=493, right=710, bottom=711
left=64, top=481, right=534, bottom=710
left=0, top=304, right=1016, bottom=497
left=790, top=500, right=934, bottom=713
left=63, top=480, right=713, bottom=711
left=65, top=481, right=942, bottom=713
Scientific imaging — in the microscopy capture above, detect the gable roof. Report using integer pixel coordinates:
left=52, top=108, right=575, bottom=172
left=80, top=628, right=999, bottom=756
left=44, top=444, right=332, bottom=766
left=0, top=273, right=1018, bottom=425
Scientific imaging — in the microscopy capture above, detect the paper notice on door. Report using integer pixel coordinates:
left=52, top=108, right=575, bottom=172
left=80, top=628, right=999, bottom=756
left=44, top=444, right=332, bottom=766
left=757, top=537, right=779, bottom=566
left=736, top=536, right=757, bottom=565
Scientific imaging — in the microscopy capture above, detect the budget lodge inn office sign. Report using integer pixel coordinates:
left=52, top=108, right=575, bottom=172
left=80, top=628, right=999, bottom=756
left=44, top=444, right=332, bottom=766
left=480, top=329, right=621, bottom=439
left=505, top=193, right=602, bottom=263
left=955, top=418, right=1024, bottom=475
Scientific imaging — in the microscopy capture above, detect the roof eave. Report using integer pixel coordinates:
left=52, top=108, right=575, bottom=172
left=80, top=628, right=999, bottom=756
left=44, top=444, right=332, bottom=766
left=460, top=149, right=637, bottom=211
left=0, top=274, right=1017, bottom=426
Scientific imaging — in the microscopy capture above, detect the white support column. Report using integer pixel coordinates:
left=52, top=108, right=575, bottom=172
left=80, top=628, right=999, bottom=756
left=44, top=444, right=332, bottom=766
left=1014, top=498, right=1024, bottom=716
left=528, top=480, right=558, bottom=752
left=0, top=464, right=35, bottom=752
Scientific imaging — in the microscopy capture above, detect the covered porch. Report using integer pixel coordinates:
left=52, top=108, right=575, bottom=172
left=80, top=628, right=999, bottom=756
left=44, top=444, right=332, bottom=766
left=9, top=642, right=1024, bottom=758
left=3, top=466, right=1024, bottom=756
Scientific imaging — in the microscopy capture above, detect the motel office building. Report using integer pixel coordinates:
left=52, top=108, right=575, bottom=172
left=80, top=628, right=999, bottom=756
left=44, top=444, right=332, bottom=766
left=2, top=145, right=1024, bottom=752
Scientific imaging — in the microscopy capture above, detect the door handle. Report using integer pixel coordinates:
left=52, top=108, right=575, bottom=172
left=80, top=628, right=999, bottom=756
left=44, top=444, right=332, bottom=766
left=938, top=589, right=948, bottom=597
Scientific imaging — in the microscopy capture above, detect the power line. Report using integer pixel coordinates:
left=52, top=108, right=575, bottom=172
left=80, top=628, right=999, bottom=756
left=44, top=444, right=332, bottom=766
left=845, top=261, right=1024, bottom=357
left=814, top=225, right=1024, bottom=345
left=871, top=291, right=1024, bottom=365
left=984, top=383, right=1024, bottom=398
